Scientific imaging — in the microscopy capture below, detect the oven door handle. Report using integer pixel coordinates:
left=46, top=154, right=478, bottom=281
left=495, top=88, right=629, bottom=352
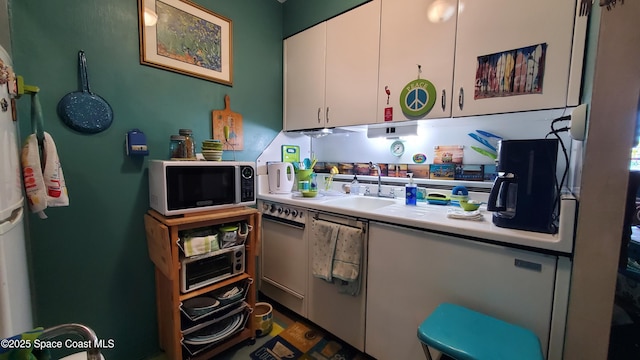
left=263, top=214, right=305, bottom=230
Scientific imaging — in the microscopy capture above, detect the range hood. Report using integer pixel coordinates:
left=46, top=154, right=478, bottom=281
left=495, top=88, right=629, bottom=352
left=291, top=127, right=357, bottom=138
left=367, top=122, right=418, bottom=138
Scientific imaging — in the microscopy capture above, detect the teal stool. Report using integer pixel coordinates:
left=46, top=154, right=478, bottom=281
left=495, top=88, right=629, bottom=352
left=417, top=303, right=544, bottom=360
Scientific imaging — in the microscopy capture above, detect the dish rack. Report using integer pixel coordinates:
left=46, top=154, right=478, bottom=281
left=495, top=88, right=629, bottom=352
left=179, top=277, right=253, bottom=357
left=181, top=306, right=252, bottom=358
left=179, top=278, right=253, bottom=324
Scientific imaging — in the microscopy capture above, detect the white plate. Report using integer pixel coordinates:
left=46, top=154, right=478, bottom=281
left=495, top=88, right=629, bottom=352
left=183, top=313, right=244, bottom=345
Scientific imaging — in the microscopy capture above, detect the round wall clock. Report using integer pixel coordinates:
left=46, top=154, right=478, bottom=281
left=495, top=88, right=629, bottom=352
left=390, top=140, right=405, bottom=157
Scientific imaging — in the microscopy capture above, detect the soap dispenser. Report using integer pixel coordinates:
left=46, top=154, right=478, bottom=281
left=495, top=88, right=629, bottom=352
left=351, top=175, right=360, bottom=195
left=405, top=173, right=417, bottom=205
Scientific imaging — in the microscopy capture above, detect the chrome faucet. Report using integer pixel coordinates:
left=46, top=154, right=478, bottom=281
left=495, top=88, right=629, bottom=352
left=367, top=162, right=394, bottom=198
left=40, top=323, right=102, bottom=360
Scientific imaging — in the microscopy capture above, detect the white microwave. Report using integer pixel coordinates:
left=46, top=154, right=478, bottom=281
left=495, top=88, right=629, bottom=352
left=148, top=160, right=256, bottom=216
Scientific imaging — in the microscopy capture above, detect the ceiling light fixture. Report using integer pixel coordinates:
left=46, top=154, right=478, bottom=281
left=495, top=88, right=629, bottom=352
left=427, top=0, right=456, bottom=23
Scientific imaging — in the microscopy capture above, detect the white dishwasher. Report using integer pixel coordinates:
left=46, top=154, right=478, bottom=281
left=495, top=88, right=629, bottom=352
left=366, top=222, right=560, bottom=360
left=307, top=211, right=368, bottom=352
left=259, top=200, right=309, bottom=317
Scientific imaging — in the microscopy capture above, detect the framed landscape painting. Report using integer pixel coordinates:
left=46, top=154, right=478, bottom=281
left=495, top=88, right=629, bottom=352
left=138, top=0, right=233, bottom=85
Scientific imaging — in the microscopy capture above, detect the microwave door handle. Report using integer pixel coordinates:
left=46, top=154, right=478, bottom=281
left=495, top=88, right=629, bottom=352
left=235, top=166, right=242, bottom=203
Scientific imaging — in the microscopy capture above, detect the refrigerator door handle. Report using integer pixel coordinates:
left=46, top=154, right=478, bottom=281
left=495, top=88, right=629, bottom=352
left=0, top=197, right=24, bottom=225
left=0, top=207, right=24, bottom=236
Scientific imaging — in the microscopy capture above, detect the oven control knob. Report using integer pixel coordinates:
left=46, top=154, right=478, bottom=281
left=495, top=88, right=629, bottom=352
left=284, top=208, right=291, bottom=216
left=276, top=206, right=283, bottom=214
left=262, top=203, right=270, bottom=212
left=291, top=209, right=298, bottom=217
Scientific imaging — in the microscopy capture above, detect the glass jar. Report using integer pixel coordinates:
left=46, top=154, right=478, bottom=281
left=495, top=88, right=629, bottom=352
left=179, top=128, right=196, bottom=159
left=170, top=135, right=186, bottom=159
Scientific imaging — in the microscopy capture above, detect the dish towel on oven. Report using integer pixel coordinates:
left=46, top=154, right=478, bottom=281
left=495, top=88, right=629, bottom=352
left=332, top=224, right=364, bottom=296
left=311, top=219, right=340, bottom=281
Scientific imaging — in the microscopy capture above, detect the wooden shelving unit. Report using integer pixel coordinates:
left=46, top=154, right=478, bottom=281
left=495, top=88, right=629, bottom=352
left=144, top=207, right=261, bottom=360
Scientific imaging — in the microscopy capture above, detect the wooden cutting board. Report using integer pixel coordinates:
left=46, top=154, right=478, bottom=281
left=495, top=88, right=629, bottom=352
left=212, top=94, right=243, bottom=150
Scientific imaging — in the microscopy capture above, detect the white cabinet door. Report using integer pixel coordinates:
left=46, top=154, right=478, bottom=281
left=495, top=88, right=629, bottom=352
left=284, top=22, right=327, bottom=131
left=377, top=0, right=457, bottom=122
left=452, top=0, right=578, bottom=116
left=284, top=1, right=380, bottom=131
left=365, top=222, right=557, bottom=360
left=325, top=0, right=381, bottom=127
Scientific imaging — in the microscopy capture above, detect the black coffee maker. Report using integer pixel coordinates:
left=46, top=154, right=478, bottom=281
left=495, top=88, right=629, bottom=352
left=487, top=139, right=559, bottom=234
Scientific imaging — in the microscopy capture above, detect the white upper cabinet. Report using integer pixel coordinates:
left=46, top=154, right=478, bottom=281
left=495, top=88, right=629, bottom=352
left=287, top=0, right=585, bottom=129
left=284, top=0, right=381, bottom=131
left=377, top=0, right=584, bottom=122
left=377, top=0, right=458, bottom=122
left=452, top=0, right=581, bottom=117
left=284, top=23, right=327, bottom=131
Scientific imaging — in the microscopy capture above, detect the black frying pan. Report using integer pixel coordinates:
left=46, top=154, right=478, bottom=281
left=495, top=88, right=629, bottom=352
left=57, top=50, right=113, bottom=134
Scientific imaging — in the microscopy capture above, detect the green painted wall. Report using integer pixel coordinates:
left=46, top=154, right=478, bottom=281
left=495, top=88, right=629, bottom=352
left=8, top=0, right=282, bottom=358
left=283, top=0, right=369, bottom=38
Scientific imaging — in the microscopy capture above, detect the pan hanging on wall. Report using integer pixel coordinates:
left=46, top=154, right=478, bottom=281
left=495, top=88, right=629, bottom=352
left=57, top=50, right=113, bottom=134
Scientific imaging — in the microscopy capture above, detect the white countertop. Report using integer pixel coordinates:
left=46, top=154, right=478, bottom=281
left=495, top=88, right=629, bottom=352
left=257, top=176, right=576, bottom=255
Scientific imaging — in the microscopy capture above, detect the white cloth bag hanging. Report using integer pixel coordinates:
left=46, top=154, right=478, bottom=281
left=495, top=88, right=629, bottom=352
left=21, top=132, right=69, bottom=219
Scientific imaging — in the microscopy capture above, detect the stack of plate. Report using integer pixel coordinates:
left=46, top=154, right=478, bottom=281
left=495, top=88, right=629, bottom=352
left=183, top=312, right=245, bottom=345
left=183, top=296, right=220, bottom=318
left=202, top=139, right=224, bottom=161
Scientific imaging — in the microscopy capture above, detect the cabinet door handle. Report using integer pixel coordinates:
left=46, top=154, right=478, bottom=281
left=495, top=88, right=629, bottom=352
left=441, top=89, right=446, bottom=111
left=317, top=108, right=321, bottom=124
left=458, top=87, right=464, bottom=110
left=326, top=107, right=330, bottom=123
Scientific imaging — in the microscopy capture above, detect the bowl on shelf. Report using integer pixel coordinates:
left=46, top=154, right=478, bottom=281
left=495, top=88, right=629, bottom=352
left=183, top=296, right=220, bottom=317
left=202, top=149, right=223, bottom=161
left=202, top=139, right=223, bottom=147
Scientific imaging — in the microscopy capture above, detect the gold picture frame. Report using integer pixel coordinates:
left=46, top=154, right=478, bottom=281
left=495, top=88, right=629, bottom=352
left=138, top=0, right=233, bottom=85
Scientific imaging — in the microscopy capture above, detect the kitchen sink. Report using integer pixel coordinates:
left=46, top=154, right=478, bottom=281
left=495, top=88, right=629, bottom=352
left=323, top=196, right=397, bottom=210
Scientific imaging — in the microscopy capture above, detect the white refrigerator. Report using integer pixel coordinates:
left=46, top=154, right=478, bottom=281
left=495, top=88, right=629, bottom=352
left=0, top=44, right=33, bottom=338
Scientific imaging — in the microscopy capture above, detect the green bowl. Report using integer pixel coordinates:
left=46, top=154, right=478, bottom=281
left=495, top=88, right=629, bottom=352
left=202, top=144, right=224, bottom=150
left=301, top=190, right=318, bottom=198
left=459, top=200, right=481, bottom=211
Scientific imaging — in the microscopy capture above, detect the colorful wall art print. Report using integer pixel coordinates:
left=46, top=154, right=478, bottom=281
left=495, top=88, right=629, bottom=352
left=474, top=43, right=547, bottom=99
left=433, top=145, right=464, bottom=164
left=138, top=0, right=233, bottom=85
